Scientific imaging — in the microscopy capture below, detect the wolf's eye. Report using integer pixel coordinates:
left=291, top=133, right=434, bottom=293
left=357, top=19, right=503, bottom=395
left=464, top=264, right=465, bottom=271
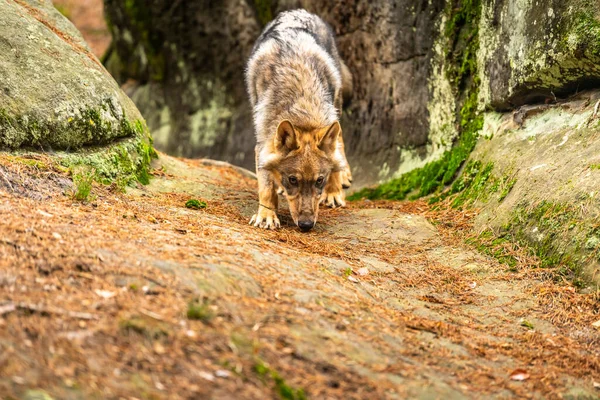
left=316, top=176, right=324, bottom=187
left=289, top=176, right=298, bottom=186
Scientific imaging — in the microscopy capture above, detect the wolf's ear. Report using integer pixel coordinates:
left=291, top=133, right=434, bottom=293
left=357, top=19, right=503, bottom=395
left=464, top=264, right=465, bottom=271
left=318, top=121, right=341, bottom=155
left=274, top=120, right=298, bottom=153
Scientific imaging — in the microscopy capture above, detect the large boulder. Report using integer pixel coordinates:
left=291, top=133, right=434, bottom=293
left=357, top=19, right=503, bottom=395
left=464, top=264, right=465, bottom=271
left=0, top=0, right=154, bottom=183
left=478, top=0, right=600, bottom=110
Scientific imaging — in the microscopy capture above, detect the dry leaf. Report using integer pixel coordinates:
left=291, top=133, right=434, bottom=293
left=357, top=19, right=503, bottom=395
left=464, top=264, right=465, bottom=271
left=215, top=370, right=230, bottom=378
left=198, top=371, right=215, bottom=382
left=509, top=369, right=530, bottom=381
left=94, top=289, right=116, bottom=299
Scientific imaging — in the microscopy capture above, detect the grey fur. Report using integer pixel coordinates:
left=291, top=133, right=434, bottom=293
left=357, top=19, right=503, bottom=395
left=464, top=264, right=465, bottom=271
left=245, top=9, right=348, bottom=144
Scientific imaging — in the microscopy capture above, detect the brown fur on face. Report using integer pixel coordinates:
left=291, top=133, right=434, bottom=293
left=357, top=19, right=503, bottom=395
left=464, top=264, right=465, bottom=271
left=264, top=120, right=341, bottom=231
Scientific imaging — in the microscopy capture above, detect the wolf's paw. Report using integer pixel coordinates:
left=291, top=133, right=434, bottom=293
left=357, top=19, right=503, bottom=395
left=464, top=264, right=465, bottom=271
left=249, top=206, right=280, bottom=229
left=341, top=168, right=353, bottom=189
left=320, top=190, right=346, bottom=208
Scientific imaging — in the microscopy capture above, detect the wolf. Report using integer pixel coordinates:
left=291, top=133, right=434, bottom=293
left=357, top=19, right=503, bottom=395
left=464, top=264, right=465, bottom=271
left=245, top=9, right=353, bottom=232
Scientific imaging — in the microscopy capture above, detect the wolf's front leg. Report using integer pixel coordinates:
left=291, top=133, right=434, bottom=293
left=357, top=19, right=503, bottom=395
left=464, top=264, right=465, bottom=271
left=336, top=132, right=352, bottom=189
left=320, top=171, right=346, bottom=208
left=250, top=170, right=280, bottom=229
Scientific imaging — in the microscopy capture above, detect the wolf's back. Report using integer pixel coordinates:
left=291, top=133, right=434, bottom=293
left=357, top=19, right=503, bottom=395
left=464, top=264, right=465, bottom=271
left=251, top=9, right=340, bottom=66
left=246, top=10, right=350, bottom=142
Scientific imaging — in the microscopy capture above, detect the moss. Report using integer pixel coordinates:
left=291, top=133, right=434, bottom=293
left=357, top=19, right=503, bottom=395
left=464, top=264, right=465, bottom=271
left=185, top=199, right=207, bottom=209
left=119, top=315, right=170, bottom=339
left=58, top=121, right=157, bottom=187
left=465, top=230, right=518, bottom=269
left=566, top=10, right=600, bottom=58
left=0, top=99, right=140, bottom=150
left=186, top=300, right=213, bottom=323
left=254, top=360, right=306, bottom=400
left=71, top=168, right=95, bottom=202
left=349, top=0, right=483, bottom=201
left=450, top=160, right=494, bottom=207
left=498, top=176, right=517, bottom=201
left=506, top=201, right=583, bottom=272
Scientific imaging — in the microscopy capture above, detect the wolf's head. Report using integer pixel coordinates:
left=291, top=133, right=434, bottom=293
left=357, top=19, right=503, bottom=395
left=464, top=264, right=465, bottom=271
left=261, top=120, right=342, bottom=232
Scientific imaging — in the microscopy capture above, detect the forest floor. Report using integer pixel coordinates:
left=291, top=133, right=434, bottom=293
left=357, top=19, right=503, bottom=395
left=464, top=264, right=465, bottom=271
left=0, top=153, right=599, bottom=400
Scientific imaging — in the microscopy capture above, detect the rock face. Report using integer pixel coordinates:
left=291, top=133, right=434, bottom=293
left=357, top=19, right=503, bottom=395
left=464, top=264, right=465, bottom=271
left=103, top=0, right=261, bottom=167
left=478, top=0, right=600, bottom=110
left=467, top=90, right=600, bottom=286
left=0, top=0, right=148, bottom=151
left=103, top=0, right=600, bottom=190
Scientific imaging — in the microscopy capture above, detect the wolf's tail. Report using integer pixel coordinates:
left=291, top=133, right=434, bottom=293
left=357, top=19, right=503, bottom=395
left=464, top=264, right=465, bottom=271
left=340, top=60, right=353, bottom=108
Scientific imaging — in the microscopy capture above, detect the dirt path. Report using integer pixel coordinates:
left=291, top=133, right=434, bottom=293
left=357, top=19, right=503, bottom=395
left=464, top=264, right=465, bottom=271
left=0, top=154, right=599, bottom=399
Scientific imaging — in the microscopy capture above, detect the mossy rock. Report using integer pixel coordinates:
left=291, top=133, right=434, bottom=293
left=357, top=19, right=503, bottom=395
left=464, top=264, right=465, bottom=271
left=478, top=0, right=600, bottom=109
left=0, top=0, right=155, bottom=184
left=0, top=0, right=150, bottom=152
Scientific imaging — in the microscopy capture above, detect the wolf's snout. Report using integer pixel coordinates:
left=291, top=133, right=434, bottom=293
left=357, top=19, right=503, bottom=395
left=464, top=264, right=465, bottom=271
left=298, top=220, right=315, bottom=232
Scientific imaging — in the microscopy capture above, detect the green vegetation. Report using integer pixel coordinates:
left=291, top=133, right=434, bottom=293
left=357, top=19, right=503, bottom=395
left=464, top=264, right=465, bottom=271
left=419, top=159, right=515, bottom=207
left=569, top=10, right=600, bottom=57
left=449, top=160, right=494, bottom=207
left=520, top=320, right=535, bottom=330
left=186, top=299, right=214, bottom=323
left=119, top=316, right=170, bottom=339
left=349, top=0, right=483, bottom=201
left=254, top=360, right=306, bottom=400
left=185, top=199, right=207, bottom=209
left=465, top=231, right=518, bottom=269
left=71, top=168, right=95, bottom=202
left=0, top=100, right=144, bottom=150
left=59, top=122, right=157, bottom=188
left=343, top=267, right=352, bottom=277
left=498, top=176, right=517, bottom=201
left=509, top=201, right=578, bottom=268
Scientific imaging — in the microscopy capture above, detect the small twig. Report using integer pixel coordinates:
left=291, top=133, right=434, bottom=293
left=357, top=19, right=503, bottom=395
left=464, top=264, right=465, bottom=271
left=1, top=302, right=99, bottom=320
left=0, top=303, right=16, bottom=316
left=140, top=308, right=165, bottom=321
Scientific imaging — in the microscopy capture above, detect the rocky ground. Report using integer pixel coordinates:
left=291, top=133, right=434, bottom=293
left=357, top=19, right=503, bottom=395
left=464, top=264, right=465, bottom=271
left=0, top=153, right=599, bottom=399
